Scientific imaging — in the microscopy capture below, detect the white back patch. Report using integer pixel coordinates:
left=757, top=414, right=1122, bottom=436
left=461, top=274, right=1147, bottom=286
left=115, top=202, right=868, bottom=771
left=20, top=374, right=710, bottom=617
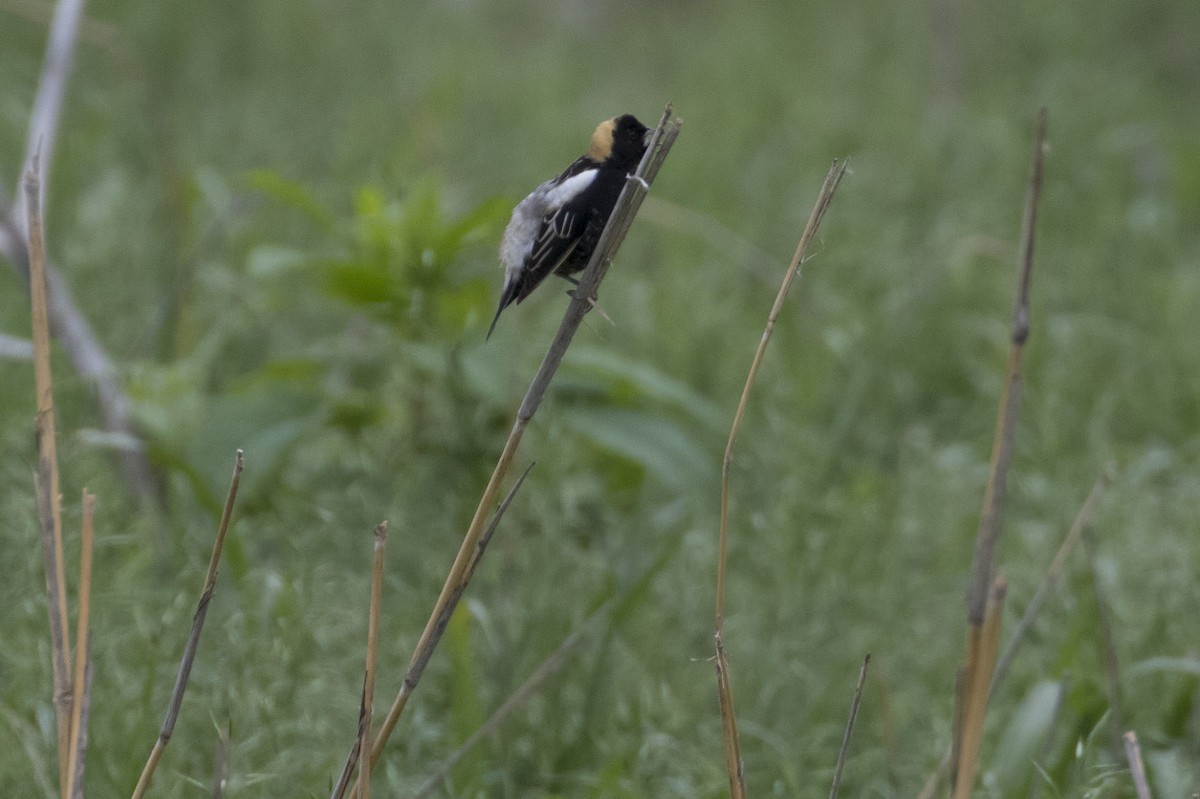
left=543, top=169, right=598, bottom=210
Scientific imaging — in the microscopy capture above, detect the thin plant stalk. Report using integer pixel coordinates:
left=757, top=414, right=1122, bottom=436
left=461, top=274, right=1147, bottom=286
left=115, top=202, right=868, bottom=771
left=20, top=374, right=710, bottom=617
left=2, top=0, right=158, bottom=508
left=340, top=106, right=681, bottom=794
left=993, top=467, right=1112, bottom=691
left=715, top=158, right=848, bottom=629
left=953, top=578, right=1008, bottom=799
left=714, top=632, right=746, bottom=799
left=1122, top=731, right=1152, bottom=799
left=68, top=655, right=92, bottom=799
left=714, top=159, right=848, bottom=799
left=951, top=109, right=1047, bottom=797
left=920, top=466, right=1102, bottom=797
left=354, top=522, right=388, bottom=799
left=66, top=490, right=95, bottom=795
left=829, top=654, right=871, bottom=799
left=410, top=533, right=681, bottom=799
left=131, top=450, right=244, bottom=799
left=329, top=461, right=539, bottom=799
left=25, top=152, right=73, bottom=797
left=964, top=106, right=1047, bottom=625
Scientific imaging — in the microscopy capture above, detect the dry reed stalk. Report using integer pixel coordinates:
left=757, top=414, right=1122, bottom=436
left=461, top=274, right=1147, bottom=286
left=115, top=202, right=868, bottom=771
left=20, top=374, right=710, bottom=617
left=24, top=153, right=73, bottom=798
left=65, top=490, right=95, bottom=796
left=131, top=450, right=244, bottom=799
left=714, top=631, right=746, bottom=799
left=992, top=467, right=1112, bottom=691
left=354, top=522, right=388, bottom=799
left=713, top=159, right=848, bottom=799
left=964, top=107, right=1047, bottom=626
left=3, top=0, right=158, bottom=506
left=1122, top=731, right=1151, bottom=799
left=953, top=577, right=1007, bottom=799
left=329, top=462, right=538, bottom=799
left=68, top=655, right=92, bottom=799
left=922, top=468, right=1102, bottom=798
left=333, top=106, right=681, bottom=796
left=950, top=108, right=1047, bottom=797
left=828, top=654, right=870, bottom=799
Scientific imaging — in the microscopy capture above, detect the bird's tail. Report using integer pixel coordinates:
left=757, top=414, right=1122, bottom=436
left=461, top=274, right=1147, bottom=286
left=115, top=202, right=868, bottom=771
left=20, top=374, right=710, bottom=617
left=487, top=275, right=524, bottom=340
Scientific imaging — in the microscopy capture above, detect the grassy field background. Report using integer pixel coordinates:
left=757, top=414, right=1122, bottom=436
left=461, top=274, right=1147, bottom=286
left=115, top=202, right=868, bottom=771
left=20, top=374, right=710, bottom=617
left=2, top=1, right=1199, bottom=796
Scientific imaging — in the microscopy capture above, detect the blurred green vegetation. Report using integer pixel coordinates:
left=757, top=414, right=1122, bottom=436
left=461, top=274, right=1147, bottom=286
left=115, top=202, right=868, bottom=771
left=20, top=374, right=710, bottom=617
left=2, top=0, right=1199, bottom=796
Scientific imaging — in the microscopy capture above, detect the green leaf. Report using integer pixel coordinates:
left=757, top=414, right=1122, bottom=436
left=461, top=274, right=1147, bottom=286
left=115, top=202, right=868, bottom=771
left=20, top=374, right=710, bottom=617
left=324, top=260, right=395, bottom=306
left=246, top=245, right=310, bottom=279
left=565, top=346, right=726, bottom=431
left=245, top=169, right=333, bottom=229
left=991, top=680, right=1066, bottom=794
left=1128, top=656, right=1200, bottom=677
left=562, top=407, right=716, bottom=491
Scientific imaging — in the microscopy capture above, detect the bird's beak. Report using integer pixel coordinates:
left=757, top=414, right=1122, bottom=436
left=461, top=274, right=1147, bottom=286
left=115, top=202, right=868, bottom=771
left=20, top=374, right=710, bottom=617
left=642, top=128, right=654, bottom=147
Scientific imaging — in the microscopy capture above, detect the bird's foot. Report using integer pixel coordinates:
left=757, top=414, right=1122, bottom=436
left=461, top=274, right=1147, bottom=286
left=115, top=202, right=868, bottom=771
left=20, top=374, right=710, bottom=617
left=627, top=174, right=650, bottom=191
left=566, top=288, right=615, bottom=326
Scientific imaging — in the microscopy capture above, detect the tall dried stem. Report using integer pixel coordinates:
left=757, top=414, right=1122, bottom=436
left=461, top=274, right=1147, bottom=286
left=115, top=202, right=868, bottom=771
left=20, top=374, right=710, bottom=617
left=951, top=109, right=1047, bottom=798
left=25, top=152, right=73, bottom=798
left=713, top=160, right=848, bottom=799
left=131, top=450, right=244, bottom=799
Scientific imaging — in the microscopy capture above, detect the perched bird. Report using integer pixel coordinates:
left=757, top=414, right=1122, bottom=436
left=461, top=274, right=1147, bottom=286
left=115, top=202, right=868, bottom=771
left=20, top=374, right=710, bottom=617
left=488, top=114, right=652, bottom=338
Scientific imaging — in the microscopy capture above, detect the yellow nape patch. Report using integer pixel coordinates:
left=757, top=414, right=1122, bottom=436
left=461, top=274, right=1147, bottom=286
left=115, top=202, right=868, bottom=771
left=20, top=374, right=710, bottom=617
left=587, top=118, right=615, bottom=161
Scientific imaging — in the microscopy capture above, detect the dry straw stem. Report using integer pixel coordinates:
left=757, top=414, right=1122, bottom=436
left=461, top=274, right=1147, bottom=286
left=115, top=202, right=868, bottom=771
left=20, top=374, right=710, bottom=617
left=964, top=107, right=1047, bottom=627
left=715, top=158, right=847, bottom=629
left=24, top=153, right=74, bottom=799
left=66, top=489, right=96, bottom=797
left=921, top=464, right=1104, bottom=799
left=829, top=654, right=871, bottom=799
left=949, top=108, right=1046, bottom=799
left=714, top=631, right=746, bottom=799
left=713, top=159, right=848, bottom=799
left=354, top=522, right=389, bottom=799
left=330, top=461, right=538, bottom=799
left=68, top=656, right=93, bottom=799
left=952, top=577, right=1007, bottom=799
left=347, top=104, right=681, bottom=788
left=1122, top=731, right=1152, bottom=799
left=992, top=466, right=1113, bottom=691
left=331, top=520, right=391, bottom=791
left=1, top=0, right=157, bottom=507
left=131, top=449, right=244, bottom=799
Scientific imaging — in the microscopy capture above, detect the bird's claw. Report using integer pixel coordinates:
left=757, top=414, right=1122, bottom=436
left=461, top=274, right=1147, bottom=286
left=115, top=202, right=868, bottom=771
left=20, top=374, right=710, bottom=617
left=566, top=289, right=615, bottom=326
left=627, top=174, right=650, bottom=191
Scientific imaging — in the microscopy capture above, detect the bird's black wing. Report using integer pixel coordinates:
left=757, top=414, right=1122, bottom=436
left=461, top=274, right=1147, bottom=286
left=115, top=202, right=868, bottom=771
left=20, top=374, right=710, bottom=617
left=517, top=157, right=599, bottom=302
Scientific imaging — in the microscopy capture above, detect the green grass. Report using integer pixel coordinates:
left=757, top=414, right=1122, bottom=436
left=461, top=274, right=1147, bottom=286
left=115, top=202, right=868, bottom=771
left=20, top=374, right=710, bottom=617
left=2, top=1, right=1199, bottom=796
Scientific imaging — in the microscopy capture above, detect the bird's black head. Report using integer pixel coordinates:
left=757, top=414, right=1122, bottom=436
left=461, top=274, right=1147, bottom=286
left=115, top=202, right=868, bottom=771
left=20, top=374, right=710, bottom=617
left=587, top=114, right=651, bottom=168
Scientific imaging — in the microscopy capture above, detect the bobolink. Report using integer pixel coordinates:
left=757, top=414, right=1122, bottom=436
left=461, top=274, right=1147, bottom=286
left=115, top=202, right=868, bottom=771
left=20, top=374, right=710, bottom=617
left=488, top=114, right=652, bottom=338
